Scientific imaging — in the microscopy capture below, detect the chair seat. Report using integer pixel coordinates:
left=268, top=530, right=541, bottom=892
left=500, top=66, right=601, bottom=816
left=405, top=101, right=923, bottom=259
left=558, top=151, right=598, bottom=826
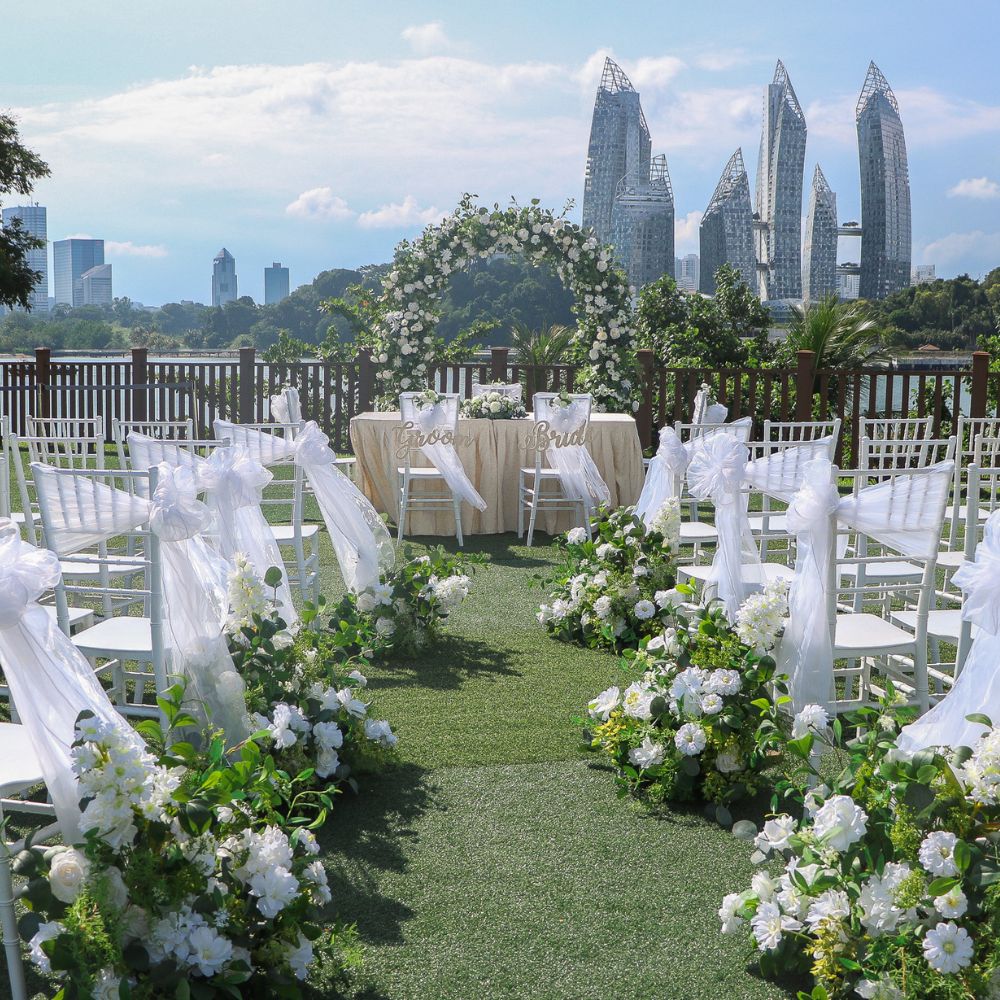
left=519, top=467, right=561, bottom=479
left=73, top=617, right=152, bottom=659
left=271, top=523, right=320, bottom=544
left=0, top=722, right=45, bottom=794
left=42, top=605, right=95, bottom=629
left=936, top=550, right=966, bottom=569
left=59, top=557, right=145, bottom=580
left=398, top=467, right=446, bottom=478
left=891, top=608, right=979, bottom=643
left=679, top=521, right=718, bottom=544
left=840, top=560, right=923, bottom=581
left=748, top=513, right=789, bottom=534
left=834, top=613, right=915, bottom=654
left=681, top=562, right=794, bottom=585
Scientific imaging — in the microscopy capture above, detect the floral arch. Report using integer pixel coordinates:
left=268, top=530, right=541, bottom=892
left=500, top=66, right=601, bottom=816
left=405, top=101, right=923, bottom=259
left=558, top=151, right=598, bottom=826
left=371, top=195, right=638, bottom=413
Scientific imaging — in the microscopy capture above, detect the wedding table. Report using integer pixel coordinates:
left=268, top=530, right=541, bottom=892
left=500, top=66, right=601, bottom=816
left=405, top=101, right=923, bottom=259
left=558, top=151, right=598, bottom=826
left=349, top=411, right=645, bottom=536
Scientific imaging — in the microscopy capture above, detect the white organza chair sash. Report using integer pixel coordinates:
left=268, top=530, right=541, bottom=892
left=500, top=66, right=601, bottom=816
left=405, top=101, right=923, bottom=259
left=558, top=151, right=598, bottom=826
left=0, top=521, right=147, bottom=841
left=270, top=387, right=303, bottom=425
left=399, top=394, right=487, bottom=512
left=635, top=426, right=688, bottom=525
left=898, top=511, right=1000, bottom=751
left=686, top=433, right=761, bottom=621
left=691, top=386, right=729, bottom=427
left=533, top=393, right=611, bottom=507
left=127, top=432, right=206, bottom=497
left=293, top=421, right=395, bottom=593
left=213, top=419, right=297, bottom=466
left=744, top=436, right=835, bottom=503
left=472, top=383, right=522, bottom=402
left=148, top=464, right=250, bottom=741
left=32, top=463, right=151, bottom=557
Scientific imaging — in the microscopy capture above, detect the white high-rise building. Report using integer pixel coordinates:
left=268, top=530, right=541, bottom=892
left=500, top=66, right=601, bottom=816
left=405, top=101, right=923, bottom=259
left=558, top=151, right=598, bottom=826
left=912, top=264, right=936, bottom=285
left=674, top=253, right=700, bottom=292
left=212, top=248, right=238, bottom=307
left=2, top=204, right=48, bottom=311
left=81, top=263, right=113, bottom=306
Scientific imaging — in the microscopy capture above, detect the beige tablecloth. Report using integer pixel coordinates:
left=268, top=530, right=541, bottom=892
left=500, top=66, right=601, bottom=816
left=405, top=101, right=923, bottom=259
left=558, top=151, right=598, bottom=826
left=350, top=412, right=644, bottom=536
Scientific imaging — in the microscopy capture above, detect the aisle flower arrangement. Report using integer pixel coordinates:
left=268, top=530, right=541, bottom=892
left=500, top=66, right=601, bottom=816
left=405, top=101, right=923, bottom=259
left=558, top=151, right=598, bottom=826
left=227, top=579, right=398, bottom=801
left=583, top=581, right=789, bottom=818
left=333, top=545, right=476, bottom=658
left=721, top=700, right=1000, bottom=999
left=17, top=691, right=357, bottom=997
left=460, top=391, right=527, bottom=420
left=537, top=503, right=680, bottom=652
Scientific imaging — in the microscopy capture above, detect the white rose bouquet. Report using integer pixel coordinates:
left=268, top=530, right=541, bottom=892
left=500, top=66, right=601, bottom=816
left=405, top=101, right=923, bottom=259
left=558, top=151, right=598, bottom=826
left=460, top=391, right=527, bottom=420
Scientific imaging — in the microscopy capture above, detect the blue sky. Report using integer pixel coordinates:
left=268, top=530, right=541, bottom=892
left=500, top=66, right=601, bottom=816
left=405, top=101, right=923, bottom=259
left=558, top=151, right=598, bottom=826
left=3, top=0, right=999, bottom=305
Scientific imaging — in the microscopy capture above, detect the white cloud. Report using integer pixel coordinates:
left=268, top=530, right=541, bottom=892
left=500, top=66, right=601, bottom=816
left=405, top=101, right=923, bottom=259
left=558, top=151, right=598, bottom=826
left=693, top=50, right=748, bottom=72
left=947, top=176, right=1000, bottom=199
left=401, top=22, right=452, bottom=55
left=356, top=195, right=440, bottom=229
left=106, top=240, right=168, bottom=257
left=286, top=186, right=355, bottom=220
left=675, top=210, right=703, bottom=253
left=919, top=230, right=1000, bottom=269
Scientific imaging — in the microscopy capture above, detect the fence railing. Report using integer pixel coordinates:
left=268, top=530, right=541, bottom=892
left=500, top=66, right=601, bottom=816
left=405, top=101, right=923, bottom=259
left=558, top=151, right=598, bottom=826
left=0, top=346, right=993, bottom=459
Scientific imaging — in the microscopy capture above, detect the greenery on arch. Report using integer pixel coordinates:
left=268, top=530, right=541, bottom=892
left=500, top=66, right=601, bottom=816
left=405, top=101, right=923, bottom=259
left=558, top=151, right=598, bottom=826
left=369, top=194, right=639, bottom=412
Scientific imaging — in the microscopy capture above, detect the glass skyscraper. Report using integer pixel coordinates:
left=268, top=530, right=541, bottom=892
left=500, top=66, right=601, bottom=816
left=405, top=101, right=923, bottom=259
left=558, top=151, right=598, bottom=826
left=53, top=238, right=104, bottom=308
left=264, top=262, right=290, bottom=305
left=699, top=149, right=756, bottom=295
left=857, top=62, right=911, bottom=300
left=583, top=57, right=673, bottom=291
left=803, top=165, right=838, bottom=302
left=212, top=248, right=238, bottom=307
left=1, top=205, right=48, bottom=311
left=755, top=60, right=806, bottom=300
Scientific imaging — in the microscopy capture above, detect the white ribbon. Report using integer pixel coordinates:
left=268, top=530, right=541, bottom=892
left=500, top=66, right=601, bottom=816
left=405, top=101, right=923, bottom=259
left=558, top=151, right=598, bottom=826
left=539, top=398, right=611, bottom=508
left=293, top=421, right=395, bottom=592
left=686, top=433, right=759, bottom=621
left=898, top=510, right=1000, bottom=751
left=149, top=464, right=250, bottom=743
left=213, top=418, right=296, bottom=467
left=270, top=387, right=302, bottom=425
left=636, top=426, right=688, bottom=526
left=0, top=521, right=146, bottom=841
left=407, top=399, right=488, bottom=511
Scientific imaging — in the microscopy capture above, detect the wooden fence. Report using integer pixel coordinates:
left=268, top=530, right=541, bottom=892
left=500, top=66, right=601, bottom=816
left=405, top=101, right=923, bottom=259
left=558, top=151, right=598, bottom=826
left=0, top=346, right=993, bottom=459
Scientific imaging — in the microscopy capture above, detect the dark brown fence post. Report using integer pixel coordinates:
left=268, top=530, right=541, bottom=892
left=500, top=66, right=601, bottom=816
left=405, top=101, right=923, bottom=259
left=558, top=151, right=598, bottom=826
left=238, top=346, right=255, bottom=423
left=131, top=347, right=148, bottom=423
left=794, top=350, right=816, bottom=421
left=490, top=346, right=509, bottom=383
left=35, top=347, right=51, bottom=418
left=971, top=350, right=990, bottom=418
left=636, top=348, right=655, bottom=449
left=357, top=347, right=375, bottom=412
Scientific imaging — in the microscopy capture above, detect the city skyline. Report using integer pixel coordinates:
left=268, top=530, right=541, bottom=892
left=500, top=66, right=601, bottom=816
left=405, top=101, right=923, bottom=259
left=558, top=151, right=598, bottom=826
left=1, top=2, right=997, bottom=304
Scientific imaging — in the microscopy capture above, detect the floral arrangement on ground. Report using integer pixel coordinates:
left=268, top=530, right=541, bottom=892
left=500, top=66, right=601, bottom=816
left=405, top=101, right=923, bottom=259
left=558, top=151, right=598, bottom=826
left=537, top=502, right=680, bottom=652
left=583, top=579, right=790, bottom=820
left=17, top=688, right=359, bottom=998
left=721, top=698, right=1000, bottom=999
left=460, top=391, right=526, bottom=420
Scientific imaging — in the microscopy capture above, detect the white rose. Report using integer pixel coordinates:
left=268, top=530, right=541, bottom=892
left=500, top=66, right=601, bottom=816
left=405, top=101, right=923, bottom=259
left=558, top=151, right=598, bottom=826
left=356, top=592, right=378, bottom=613
left=48, top=848, right=90, bottom=903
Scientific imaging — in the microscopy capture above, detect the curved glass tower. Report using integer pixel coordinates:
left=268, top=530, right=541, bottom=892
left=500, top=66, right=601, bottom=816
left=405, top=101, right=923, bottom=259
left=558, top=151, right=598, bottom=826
left=700, top=148, right=756, bottom=295
left=857, top=62, right=911, bottom=300
left=755, top=60, right=807, bottom=300
left=583, top=57, right=673, bottom=290
left=803, top=165, right=838, bottom=302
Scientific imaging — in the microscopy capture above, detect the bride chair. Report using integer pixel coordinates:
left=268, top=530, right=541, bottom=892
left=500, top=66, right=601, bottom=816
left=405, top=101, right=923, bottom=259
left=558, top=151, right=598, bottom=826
left=519, top=392, right=609, bottom=548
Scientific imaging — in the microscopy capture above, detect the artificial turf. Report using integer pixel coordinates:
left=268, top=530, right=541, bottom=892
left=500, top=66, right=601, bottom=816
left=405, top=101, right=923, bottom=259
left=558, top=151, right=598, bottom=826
left=321, top=533, right=801, bottom=1000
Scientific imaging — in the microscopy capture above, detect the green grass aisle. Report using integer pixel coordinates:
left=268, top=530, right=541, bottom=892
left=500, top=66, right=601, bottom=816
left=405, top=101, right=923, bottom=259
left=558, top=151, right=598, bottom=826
left=322, top=535, right=799, bottom=1000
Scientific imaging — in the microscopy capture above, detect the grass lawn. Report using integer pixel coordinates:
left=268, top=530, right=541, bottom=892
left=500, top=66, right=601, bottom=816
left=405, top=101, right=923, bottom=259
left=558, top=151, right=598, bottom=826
left=319, top=532, right=801, bottom=1000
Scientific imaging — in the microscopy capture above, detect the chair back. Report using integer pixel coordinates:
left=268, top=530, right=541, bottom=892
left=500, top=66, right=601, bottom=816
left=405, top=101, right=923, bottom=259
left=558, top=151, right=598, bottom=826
left=26, top=414, right=105, bottom=443
left=473, top=382, right=522, bottom=402
left=676, top=419, right=752, bottom=446
left=761, top=419, right=841, bottom=456
left=858, top=435, right=955, bottom=475
left=861, top=416, right=933, bottom=443
left=400, top=393, right=460, bottom=432
left=113, top=418, right=194, bottom=470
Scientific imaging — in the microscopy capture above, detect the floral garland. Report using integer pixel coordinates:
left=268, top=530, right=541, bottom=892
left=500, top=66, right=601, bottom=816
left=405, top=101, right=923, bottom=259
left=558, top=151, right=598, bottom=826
left=584, top=581, right=789, bottom=818
left=721, top=700, right=1000, bottom=999
left=460, top=391, right=527, bottom=420
left=18, top=693, right=355, bottom=996
left=372, top=194, right=637, bottom=413
left=537, top=503, right=680, bottom=651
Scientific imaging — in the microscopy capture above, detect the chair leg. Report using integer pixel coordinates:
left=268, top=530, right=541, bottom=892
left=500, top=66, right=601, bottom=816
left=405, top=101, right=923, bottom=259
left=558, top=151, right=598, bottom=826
left=397, top=475, right=409, bottom=544
left=452, top=494, right=464, bottom=548
left=526, top=486, right=540, bottom=548
left=517, top=471, right=525, bottom=538
left=0, top=847, right=27, bottom=1000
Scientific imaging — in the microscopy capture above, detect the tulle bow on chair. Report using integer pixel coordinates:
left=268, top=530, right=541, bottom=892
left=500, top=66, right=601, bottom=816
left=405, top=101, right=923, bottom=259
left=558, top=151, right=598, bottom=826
left=293, top=421, right=395, bottom=592
left=0, top=521, right=145, bottom=840
left=636, top=426, right=688, bottom=526
left=148, top=464, right=250, bottom=742
left=898, top=511, right=1000, bottom=751
left=541, top=398, right=611, bottom=509
left=686, top=433, right=759, bottom=621
left=270, top=387, right=302, bottom=425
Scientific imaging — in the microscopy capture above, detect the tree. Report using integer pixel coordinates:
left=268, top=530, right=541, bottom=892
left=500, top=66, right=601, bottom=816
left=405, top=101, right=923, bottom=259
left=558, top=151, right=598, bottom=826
left=778, top=295, right=883, bottom=376
left=0, top=114, right=50, bottom=309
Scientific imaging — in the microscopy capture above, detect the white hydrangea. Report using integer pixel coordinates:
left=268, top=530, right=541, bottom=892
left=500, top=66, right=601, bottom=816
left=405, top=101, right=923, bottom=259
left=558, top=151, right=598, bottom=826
left=225, top=554, right=273, bottom=634
left=565, top=527, right=588, bottom=545
left=792, top=704, right=830, bottom=739
left=734, top=579, right=788, bottom=653
left=650, top=497, right=681, bottom=547
left=858, top=862, right=913, bottom=935
left=962, top=727, right=1000, bottom=804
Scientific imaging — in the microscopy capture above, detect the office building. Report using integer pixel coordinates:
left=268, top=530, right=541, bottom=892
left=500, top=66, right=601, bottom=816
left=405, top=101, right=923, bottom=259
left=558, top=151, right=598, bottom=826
left=1, top=205, right=48, bottom=311
left=912, top=264, right=936, bottom=285
left=674, top=253, right=700, bottom=292
left=212, top=248, right=238, bottom=307
left=803, top=165, right=838, bottom=302
left=53, top=238, right=105, bottom=308
left=80, top=263, right=113, bottom=306
left=264, top=261, right=290, bottom=304
left=699, top=148, right=756, bottom=295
